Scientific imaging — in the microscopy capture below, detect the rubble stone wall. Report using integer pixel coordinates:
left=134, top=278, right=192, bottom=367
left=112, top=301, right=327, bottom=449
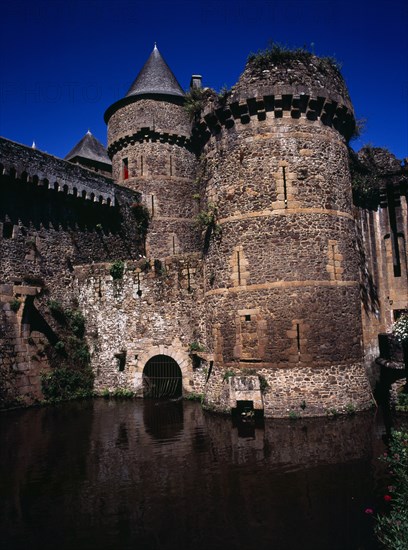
left=73, top=256, right=207, bottom=396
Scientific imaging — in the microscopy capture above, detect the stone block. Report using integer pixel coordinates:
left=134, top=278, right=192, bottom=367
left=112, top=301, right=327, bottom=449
left=0, top=284, right=13, bottom=295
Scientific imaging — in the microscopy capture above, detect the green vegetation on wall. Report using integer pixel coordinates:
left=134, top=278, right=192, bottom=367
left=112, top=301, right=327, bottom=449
left=42, top=300, right=93, bottom=403
left=110, top=260, right=125, bottom=280
left=247, top=42, right=342, bottom=72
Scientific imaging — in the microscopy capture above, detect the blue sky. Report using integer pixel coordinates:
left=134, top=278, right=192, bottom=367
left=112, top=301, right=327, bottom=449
left=0, top=0, right=407, bottom=160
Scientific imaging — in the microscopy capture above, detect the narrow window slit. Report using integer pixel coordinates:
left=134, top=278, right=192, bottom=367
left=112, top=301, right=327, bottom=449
left=237, top=251, right=241, bottom=285
left=2, top=222, right=13, bottom=239
left=136, top=272, right=142, bottom=297
left=122, top=158, right=129, bottom=180
left=151, top=195, right=154, bottom=218
left=187, top=266, right=191, bottom=291
left=140, top=155, right=144, bottom=176
left=282, top=166, right=288, bottom=208
left=296, top=323, right=301, bottom=354
left=169, top=155, right=173, bottom=176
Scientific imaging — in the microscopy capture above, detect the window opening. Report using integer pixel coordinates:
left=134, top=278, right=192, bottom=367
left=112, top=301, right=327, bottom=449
left=170, top=155, right=173, bottom=176
left=393, top=309, right=407, bottom=321
left=151, top=195, right=155, bottom=218
left=296, top=323, right=301, bottom=354
left=2, top=222, right=13, bottom=239
left=245, top=314, right=251, bottom=322
left=115, top=351, right=126, bottom=372
left=136, top=272, right=142, bottom=297
left=282, top=166, right=288, bottom=208
left=141, top=155, right=144, bottom=176
left=237, top=251, right=241, bottom=285
left=122, top=158, right=129, bottom=180
left=386, top=184, right=401, bottom=277
left=187, top=265, right=191, bottom=291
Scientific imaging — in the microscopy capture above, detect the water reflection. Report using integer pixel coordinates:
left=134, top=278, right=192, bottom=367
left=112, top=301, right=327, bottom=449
left=0, top=400, right=383, bottom=550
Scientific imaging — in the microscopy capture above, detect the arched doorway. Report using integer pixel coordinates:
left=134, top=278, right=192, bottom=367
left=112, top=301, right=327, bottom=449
left=143, top=355, right=182, bottom=399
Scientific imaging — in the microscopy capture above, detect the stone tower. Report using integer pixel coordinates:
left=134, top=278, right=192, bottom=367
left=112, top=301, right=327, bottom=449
left=104, top=45, right=199, bottom=257
left=197, top=52, right=372, bottom=416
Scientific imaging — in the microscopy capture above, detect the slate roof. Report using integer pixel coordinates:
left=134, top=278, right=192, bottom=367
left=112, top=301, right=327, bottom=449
left=126, top=45, right=184, bottom=98
left=65, top=131, right=111, bottom=166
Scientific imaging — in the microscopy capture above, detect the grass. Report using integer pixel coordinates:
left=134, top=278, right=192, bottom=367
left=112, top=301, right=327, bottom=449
left=247, top=41, right=342, bottom=72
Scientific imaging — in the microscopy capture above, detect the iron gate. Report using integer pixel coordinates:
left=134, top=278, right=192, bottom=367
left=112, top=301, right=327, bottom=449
left=143, top=355, right=182, bottom=398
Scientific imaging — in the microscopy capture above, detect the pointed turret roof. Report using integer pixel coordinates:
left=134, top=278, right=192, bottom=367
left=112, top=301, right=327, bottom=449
left=65, top=130, right=111, bottom=165
left=126, top=44, right=184, bottom=98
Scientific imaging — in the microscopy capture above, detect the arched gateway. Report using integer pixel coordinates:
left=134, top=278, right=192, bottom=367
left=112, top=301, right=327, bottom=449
left=143, top=355, right=182, bottom=399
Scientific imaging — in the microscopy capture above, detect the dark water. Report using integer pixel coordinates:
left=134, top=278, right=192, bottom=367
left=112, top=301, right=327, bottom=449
left=0, top=399, right=386, bottom=550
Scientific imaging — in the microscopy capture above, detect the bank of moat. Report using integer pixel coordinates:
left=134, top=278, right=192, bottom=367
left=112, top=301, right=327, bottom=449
left=1, top=45, right=407, bottom=416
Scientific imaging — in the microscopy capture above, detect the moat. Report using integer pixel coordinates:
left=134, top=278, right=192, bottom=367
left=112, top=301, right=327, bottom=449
left=0, top=399, right=386, bottom=550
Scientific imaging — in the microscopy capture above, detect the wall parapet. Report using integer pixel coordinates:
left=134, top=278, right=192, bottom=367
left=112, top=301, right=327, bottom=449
left=192, top=93, right=355, bottom=146
left=0, top=137, right=116, bottom=206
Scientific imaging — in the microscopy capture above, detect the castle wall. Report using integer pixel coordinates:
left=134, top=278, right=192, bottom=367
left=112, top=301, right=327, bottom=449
left=358, top=195, right=408, bottom=374
left=0, top=143, right=144, bottom=406
left=73, top=257, right=207, bottom=396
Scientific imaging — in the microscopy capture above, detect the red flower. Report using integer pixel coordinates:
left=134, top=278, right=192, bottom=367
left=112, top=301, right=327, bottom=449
left=383, top=494, right=392, bottom=502
left=364, top=508, right=374, bottom=514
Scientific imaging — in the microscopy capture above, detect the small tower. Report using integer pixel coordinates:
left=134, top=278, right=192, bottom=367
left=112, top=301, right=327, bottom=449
left=104, top=45, right=199, bottom=257
left=65, top=130, right=112, bottom=176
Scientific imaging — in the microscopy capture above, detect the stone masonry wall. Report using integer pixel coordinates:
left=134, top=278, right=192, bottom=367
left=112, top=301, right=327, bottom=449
left=111, top=140, right=200, bottom=257
left=73, top=255, right=207, bottom=396
left=107, top=99, right=191, bottom=146
left=0, top=142, right=144, bottom=405
left=107, top=98, right=199, bottom=258
left=352, top=148, right=408, bottom=383
left=198, top=59, right=371, bottom=415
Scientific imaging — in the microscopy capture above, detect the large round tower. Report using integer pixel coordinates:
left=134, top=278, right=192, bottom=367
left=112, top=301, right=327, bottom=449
left=104, top=45, right=199, bottom=257
left=198, top=50, right=372, bottom=416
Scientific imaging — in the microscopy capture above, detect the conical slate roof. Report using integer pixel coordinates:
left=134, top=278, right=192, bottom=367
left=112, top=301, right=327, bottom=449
left=126, top=44, right=184, bottom=98
left=65, top=131, right=111, bottom=165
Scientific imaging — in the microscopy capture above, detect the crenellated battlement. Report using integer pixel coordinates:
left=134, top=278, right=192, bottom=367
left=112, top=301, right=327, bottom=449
left=0, top=137, right=115, bottom=206
left=107, top=127, right=194, bottom=157
left=192, top=93, right=355, bottom=146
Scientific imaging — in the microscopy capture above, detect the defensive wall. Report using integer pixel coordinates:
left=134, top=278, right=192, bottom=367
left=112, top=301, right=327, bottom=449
left=0, top=47, right=407, bottom=416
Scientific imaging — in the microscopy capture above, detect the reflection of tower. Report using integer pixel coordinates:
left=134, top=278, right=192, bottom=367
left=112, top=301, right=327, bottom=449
left=104, top=45, right=199, bottom=258
left=200, top=53, right=372, bottom=415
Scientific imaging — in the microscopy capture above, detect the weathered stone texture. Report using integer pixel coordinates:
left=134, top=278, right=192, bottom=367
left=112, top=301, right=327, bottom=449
left=204, top=285, right=362, bottom=367
left=107, top=99, right=191, bottom=146
left=203, top=363, right=371, bottom=418
left=2, top=48, right=406, bottom=415
left=203, top=119, right=353, bottom=215
left=107, top=98, right=199, bottom=258
left=73, top=256, right=206, bottom=396
left=0, top=137, right=115, bottom=204
left=230, top=54, right=352, bottom=109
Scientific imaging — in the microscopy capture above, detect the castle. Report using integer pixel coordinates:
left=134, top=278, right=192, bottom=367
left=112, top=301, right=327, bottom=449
left=1, top=45, right=407, bottom=416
